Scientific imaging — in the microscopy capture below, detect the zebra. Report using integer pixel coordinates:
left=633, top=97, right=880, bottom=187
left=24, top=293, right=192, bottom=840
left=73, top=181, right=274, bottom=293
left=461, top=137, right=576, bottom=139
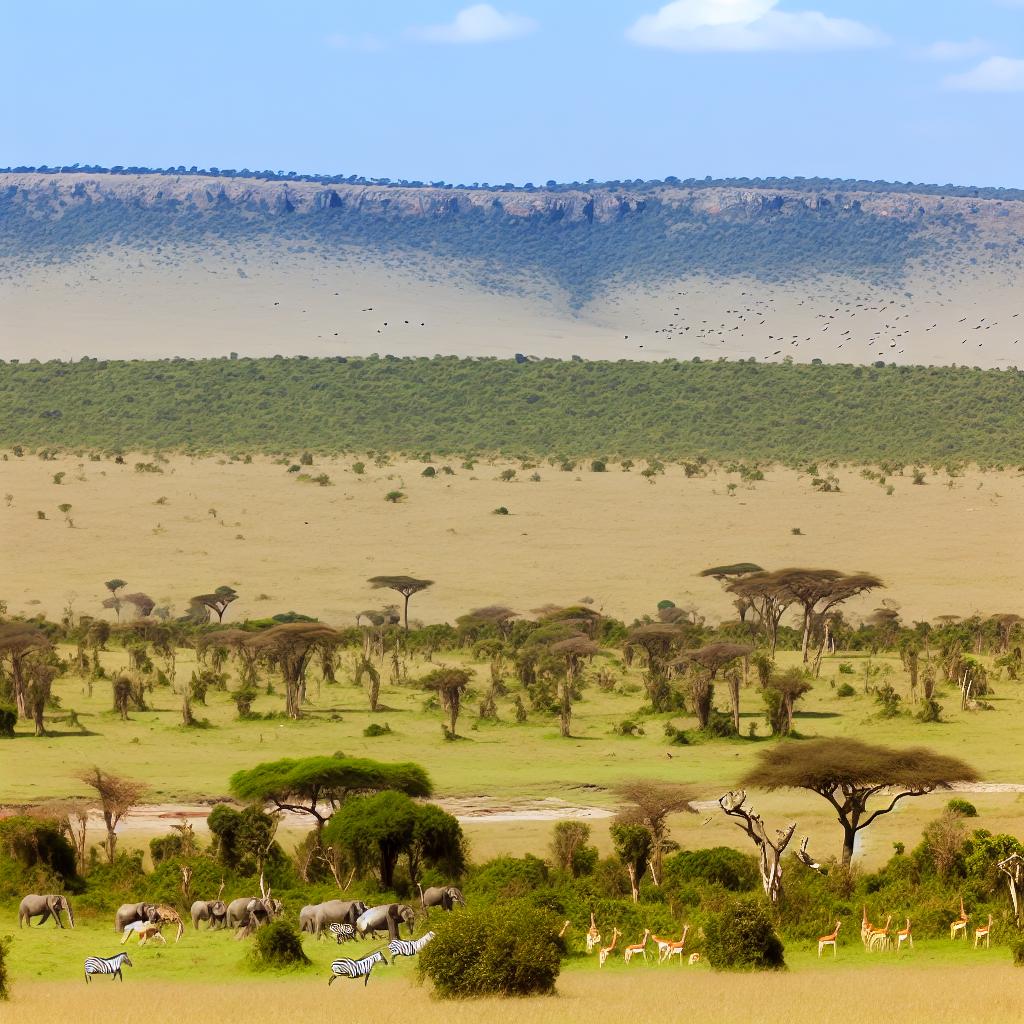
left=328, top=922, right=356, bottom=944
left=387, top=931, right=436, bottom=959
left=327, top=950, right=389, bottom=987
left=84, top=952, right=133, bottom=983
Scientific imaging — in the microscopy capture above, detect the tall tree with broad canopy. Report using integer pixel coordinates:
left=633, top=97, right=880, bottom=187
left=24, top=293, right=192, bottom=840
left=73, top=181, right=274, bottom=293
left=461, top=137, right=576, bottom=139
left=615, top=781, right=696, bottom=884
left=741, top=738, right=979, bottom=867
left=79, top=767, right=146, bottom=864
left=367, top=575, right=434, bottom=631
left=243, top=622, right=340, bottom=718
left=548, top=635, right=598, bottom=737
left=725, top=571, right=794, bottom=657
left=421, top=667, right=472, bottom=737
left=192, top=585, right=239, bottom=624
left=324, top=791, right=464, bottom=889
left=624, top=623, right=686, bottom=712
left=0, top=623, right=52, bottom=721
left=698, top=562, right=764, bottom=622
left=673, top=642, right=753, bottom=734
left=229, top=754, right=432, bottom=833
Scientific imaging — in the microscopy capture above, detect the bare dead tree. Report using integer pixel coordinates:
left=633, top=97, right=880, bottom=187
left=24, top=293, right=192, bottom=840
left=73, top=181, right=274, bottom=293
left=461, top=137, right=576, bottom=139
left=79, top=767, right=146, bottom=864
left=719, top=790, right=796, bottom=903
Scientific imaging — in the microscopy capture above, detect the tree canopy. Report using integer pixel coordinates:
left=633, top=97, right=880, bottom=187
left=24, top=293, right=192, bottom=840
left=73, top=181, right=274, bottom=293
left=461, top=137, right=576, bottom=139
left=229, top=754, right=432, bottom=830
left=741, top=738, right=980, bottom=865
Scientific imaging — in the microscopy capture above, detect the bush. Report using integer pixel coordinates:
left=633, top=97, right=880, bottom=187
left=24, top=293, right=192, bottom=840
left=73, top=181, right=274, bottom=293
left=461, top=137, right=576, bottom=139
left=250, top=920, right=311, bottom=970
left=1012, top=936, right=1024, bottom=967
left=836, top=682, right=856, bottom=698
left=418, top=900, right=562, bottom=998
left=665, top=848, right=759, bottom=893
left=0, top=705, right=16, bottom=737
left=0, top=934, right=9, bottom=1001
left=916, top=698, right=943, bottom=723
left=947, top=799, right=978, bottom=818
left=704, top=896, right=785, bottom=971
left=363, top=722, right=392, bottom=737
left=492, top=506, right=510, bottom=515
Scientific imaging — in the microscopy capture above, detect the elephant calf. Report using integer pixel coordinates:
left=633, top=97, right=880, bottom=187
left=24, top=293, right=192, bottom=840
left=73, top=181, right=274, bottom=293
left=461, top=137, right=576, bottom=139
left=19, top=894, right=75, bottom=928
left=191, top=899, right=228, bottom=930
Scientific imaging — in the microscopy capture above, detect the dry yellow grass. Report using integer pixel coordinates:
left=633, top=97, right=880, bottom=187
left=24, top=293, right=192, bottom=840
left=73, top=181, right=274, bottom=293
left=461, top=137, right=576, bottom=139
left=4, top=966, right=1022, bottom=1024
left=2, top=453, right=1021, bottom=627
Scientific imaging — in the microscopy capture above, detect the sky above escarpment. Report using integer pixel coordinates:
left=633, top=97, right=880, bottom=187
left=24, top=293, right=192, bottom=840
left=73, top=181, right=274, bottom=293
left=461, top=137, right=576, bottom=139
left=4, top=0, right=1024, bottom=188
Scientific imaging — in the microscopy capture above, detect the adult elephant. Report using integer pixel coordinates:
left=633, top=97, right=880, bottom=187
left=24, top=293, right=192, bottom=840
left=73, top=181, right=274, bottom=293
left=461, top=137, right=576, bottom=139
left=19, top=894, right=75, bottom=928
left=190, top=899, right=228, bottom=930
left=298, top=904, right=318, bottom=934
left=114, top=902, right=159, bottom=933
left=226, top=895, right=283, bottom=930
left=311, top=899, right=367, bottom=937
left=356, top=904, right=416, bottom=940
left=417, top=884, right=465, bottom=914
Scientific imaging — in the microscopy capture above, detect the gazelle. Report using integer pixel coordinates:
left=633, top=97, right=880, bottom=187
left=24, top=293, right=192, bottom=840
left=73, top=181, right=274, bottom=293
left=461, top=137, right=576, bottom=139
left=974, top=914, right=993, bottom=949
left=867, top=914, right=892, bottom=952
left=585, top=911, right=602, bottom=955
left=951, top=896, right=969, bottom=941
left=623, top=929, right=650, bottom=963
left=817, top=920, right=841, bottom=958
left=860, top=906, right=874, bottom=948
left=896, top=918, right=912, bottom=953
left=662, top=925, right=690, bottom=964
left=598, top=928, right=621, bottom=968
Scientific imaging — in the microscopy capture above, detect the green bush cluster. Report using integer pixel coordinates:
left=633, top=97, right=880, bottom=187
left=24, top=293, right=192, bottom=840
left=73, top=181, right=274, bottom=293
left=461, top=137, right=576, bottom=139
left=704, top=896, right=786, bottom=971
left=250, top=919, right=312, bottom=971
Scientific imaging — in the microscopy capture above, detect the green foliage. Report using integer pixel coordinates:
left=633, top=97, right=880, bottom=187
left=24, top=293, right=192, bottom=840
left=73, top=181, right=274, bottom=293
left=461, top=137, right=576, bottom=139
left=207, top=804, right=281, bottom=875
left=0, top=816, right=77, bottom=887
left=417, top=899, right=562, bottom=998
left=0, top=705, right=16, bottom=737
left=363, top=722, right=392, bottom=737
left=250, top=919, right=312, bottom=971
left=836, top=682, right=856, bottom=697
left=917, top=698, right=944, bottom=722
left=947, top=798, right=978, bottom=818
left=467, top=855, right=549, bottom=901
left=704, top=896, right=786, bottom=971
left=7, top=357, right=1024, bottom=464
left=1012, top=936, right=1024, bottom=967
left=664, top=847, right=760, bottom=894
left=0, top=934, right=9, bottom=1001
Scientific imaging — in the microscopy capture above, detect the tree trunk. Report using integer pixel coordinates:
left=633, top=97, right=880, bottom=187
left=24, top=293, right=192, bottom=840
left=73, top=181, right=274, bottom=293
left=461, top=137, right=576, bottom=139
left=626, top=863, right=639, bottom=903
left=403, top=593, right=410, bottom=632
left=726, top=674, right=741, bottom=735
left=841, top=825, right=856, bottom=868
left=560, top=682, right=571, bottom=737
left=801, top=610, right=812, bottom=663
left=285, top=679, right=301, bottom=719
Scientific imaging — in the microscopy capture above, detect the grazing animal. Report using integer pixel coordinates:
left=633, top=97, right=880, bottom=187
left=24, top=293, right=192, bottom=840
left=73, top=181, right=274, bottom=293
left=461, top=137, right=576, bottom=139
left=416, top=883, right=465, bottom=915
left=974, top=915, right=993, bottom=949
left=598, top=928, right=621, bottom=967
left=387, top=931, right=436, bottom=959
left=328, top=922, right=356, bottom=944
left=896, top=918, right=912, bottom=953
left=19, top=894, right=74, bottom=929
left=356, top=903, right=416, bottom=940
left=866, top=914, right=892, bottom=952
left=623, top=929, right=650, bottom=963
left=817, top=920, right=841, bottom=958
left=662, top=925, right=690, bottom=964
left=951, top=896, right=970, bottom=941
left=688, top=952, right=701, bottom=965
left=121, top=920, right=165, bottom=946
left=84, top=952, right=133, bottom=982
left=585, top=911, right=601, bottom=954
left=328, top=950, right=389, bottom=987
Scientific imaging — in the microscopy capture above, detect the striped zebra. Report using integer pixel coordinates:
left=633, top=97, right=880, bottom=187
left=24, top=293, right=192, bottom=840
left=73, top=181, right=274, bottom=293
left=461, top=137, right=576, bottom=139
left=84, top=952, right=133, bottom=983
left=328, top=922, right=356, bottom=944
left=327, top=950, right=389, bottom=987
left=387, top=931, right=436, bottom=959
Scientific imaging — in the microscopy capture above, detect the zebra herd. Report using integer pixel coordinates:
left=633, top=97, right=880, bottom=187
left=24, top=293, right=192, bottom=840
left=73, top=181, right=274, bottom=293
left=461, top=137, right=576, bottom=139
left=329, top=932, right=436, bottom=986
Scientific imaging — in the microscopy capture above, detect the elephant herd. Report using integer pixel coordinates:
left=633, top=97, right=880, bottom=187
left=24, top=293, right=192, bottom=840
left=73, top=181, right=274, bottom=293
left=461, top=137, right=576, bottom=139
left=17, top=885, right=465, bottom=939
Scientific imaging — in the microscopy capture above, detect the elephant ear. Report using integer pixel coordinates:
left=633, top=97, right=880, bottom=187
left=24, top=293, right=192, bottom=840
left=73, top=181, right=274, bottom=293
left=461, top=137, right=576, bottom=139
left=212, top=901, right=227, bottom=915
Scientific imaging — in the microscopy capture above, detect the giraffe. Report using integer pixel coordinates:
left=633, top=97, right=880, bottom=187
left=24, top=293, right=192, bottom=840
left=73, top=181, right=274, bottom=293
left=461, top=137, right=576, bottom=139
left=558, top=920, right=571, bottom=939
left=896, top=918, right=912, bottom=953
left=585, top=911, right=601, bottom=954
left=817, top=920, right=841, bottom=957
left=951, top=896, right=969, bottom=941
left=598, top=928, right=621, bottom=967
left=974, top=914, right=992, bottom=949
left=623, top=929, right=650, bottom=963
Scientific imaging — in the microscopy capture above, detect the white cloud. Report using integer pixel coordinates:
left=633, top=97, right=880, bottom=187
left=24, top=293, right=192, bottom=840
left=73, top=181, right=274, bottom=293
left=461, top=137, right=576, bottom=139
left=411, top=4, right=537, bottom=44
left=945, top=55, right=1024, bottom=91
left=325, top=33, right=386, bottom=52
left=921, top=38, right=989, bottom=62
left=626, top=0, right=887, bottom=52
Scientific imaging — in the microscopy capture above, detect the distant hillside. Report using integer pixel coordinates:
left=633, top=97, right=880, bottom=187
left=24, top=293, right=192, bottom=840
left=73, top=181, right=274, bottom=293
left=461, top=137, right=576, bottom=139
left=3, top=168, right=1024, bottom=366
left=2, top=356, right=1023, bottom=465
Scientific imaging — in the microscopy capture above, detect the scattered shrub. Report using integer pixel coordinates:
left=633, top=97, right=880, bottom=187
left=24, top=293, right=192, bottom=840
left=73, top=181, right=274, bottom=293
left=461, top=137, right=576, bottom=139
left=492, top=506, right=510, bottom=516
left=0, top=934, right=9, bottom=1001
left=613, top=719, right=645, bottom=737
left=363, top=722, right=392, bottom=737
left=418, top=900, right=562, bottom=998
left=421, top=466, right=436, bottom=477
left=0, top=705, right=16, bottom=737
left=250, top=920, right=311, bottom=970
left=704, top=896, right=785, bottom=971
left=352, top=461, right=366, bottom=474
left=385, top=490, right=405, bottom=503
left=916, top=698, right=944, bottom=723
left=836, top=682, right=856, bottom=698
left=947, top=799, right=978, bottom=818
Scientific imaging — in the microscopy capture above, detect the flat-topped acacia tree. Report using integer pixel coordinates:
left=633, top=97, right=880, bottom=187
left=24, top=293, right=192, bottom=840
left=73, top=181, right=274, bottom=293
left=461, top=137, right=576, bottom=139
left=243, top=623, right=340, bottom=718
left=673, top=642, right=755, bottom=734
left=741, top=738, right=979, bottom=867
left=368, top=575, right=434, bottom=631
left=229, top=754, right=432, bottom=833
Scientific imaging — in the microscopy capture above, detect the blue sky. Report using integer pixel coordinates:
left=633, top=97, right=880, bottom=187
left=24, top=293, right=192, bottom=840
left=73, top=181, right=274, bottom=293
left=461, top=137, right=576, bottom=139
left=4, top=1, right=1024, bottom=187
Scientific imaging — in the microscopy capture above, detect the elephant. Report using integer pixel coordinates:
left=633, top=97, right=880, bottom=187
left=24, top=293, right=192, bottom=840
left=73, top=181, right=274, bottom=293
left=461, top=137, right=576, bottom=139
left=226, top=895, right=283, bottom=930
left=114, top=902, right=160, bottom=933
left=190, top=899, right=228, bottom=930
left=298, top=904, right=319, bottom=934
left=417, top=884, right=466, bottom=914
left=355, top=903, right=416, bottom=940
left=311, top=899, right=367, bottom=937
left=19, top=894, right=75, bottom=928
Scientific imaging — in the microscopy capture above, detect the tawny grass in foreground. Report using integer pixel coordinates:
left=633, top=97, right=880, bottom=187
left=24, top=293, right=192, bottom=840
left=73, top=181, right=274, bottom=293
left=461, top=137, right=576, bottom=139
left=5, top=967, right=1023, bottom=1024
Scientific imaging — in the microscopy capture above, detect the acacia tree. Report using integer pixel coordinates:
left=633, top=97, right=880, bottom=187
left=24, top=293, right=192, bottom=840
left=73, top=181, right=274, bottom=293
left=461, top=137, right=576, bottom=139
left=771, top=569, right=883, bottom=663
left=244, top=623, right=339, bottom=718
left=229, top=754, right=432, bottom=833
left=741, top=738, right=979, bottom=867
left=422, top=667, right=472, bottom=737
left=761, top=667, right=813, bottom=736
left=192, top=586, right=239, bottom=624
left=0, top=623, right=52, bottom=720
left=610, top=821, right=653, bottom=902
left=624, top=623, right=685, bottom=712
left=699, top=563, right=764, bottom=622
left=725, top=572, right=795, bottom=657
left=615, top=781, right=696, bottom=884
left=674, top=643, right=753, bottom=734
left=123, top=593, right=156, bottom=619
left=79, top=767, right=146, bottom=864
left=103, top=578, right=127, bottom=620
left=548, top=636, right=597, bottom=737
left=368, top=575, right=434, bottom=632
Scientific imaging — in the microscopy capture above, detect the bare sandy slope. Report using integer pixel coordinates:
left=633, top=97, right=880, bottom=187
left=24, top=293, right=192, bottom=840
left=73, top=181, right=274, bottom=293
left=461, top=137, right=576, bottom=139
left=1, top=454, right=1020, bottom=626
left=3, top=244, right=1023, bottom=366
